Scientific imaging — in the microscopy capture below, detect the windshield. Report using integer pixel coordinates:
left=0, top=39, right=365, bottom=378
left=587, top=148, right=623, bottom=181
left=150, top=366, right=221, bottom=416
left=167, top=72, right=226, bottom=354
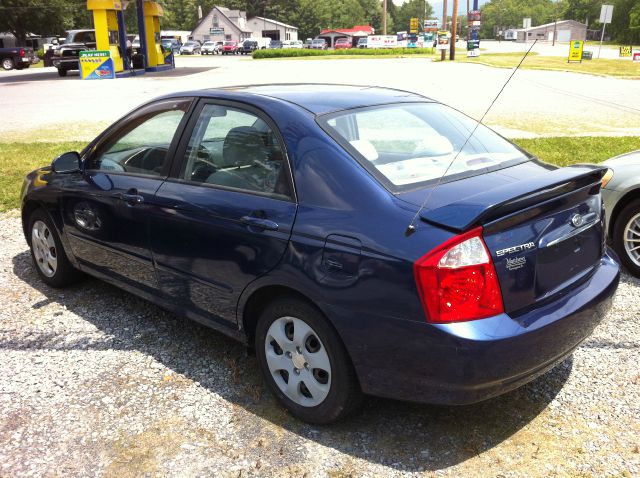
left=321, top=103, right=529, bottom=190
left=224, top=41, right=235, bottom=46
left=184, top=42, right=196, bottom=46
left=203, top=42, right=215, bottom=46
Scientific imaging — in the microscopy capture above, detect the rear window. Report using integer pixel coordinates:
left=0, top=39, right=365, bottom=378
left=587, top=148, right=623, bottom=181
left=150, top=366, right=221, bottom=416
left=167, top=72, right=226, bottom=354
left=320, top=103, right=529, bottom=191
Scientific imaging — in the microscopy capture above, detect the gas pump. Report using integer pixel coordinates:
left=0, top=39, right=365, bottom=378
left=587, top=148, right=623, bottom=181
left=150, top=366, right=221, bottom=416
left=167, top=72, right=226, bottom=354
left=143, top=1, right=164, bottom=68
left=86, top=0, right=124, bottom=72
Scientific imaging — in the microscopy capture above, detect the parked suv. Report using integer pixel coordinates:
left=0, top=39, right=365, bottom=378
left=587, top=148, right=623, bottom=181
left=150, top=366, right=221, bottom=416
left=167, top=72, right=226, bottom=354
left=222, top=41, right=238, bottom=55
left=310, top=38, right=328, bottom=50
left=239, top=40, right=259, bottom=54
left=201, top=41, right=219, bottom=54
left=179, top=41, right=201, bottom=55
left=52, top=29, right=96, bottom=77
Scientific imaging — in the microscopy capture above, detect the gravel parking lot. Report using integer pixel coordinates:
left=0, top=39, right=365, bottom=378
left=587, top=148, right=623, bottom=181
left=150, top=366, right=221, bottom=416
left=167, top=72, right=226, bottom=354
left=0, top=211, right=639, bottom=477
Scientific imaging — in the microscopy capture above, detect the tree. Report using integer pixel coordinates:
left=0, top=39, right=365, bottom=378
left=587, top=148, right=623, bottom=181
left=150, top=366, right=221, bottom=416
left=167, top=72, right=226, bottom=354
left=561, top=0, right=600, bottom=26
left=162, top=0, right=199, bottom=30
left=479, top=0, right=556, bottom=37
left=0, top=0, right=74, bottom=43
left=396, top=0, right=434, bottom=33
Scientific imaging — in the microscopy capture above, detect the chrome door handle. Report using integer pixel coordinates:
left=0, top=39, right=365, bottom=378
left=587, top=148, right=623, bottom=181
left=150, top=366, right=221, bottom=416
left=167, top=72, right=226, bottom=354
left=112, top=192, right=144, bottom=205
left=240, top=216, right=278, bottom=231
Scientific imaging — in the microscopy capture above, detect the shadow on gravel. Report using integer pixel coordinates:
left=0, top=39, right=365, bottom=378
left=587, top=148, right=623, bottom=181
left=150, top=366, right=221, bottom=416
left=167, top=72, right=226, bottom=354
left=11, top=250, right=572, bottom=472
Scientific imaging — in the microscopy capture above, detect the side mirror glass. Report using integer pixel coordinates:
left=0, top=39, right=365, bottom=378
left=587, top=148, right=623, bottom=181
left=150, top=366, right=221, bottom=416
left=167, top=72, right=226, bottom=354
left=52, top=151, right=81, bottom=173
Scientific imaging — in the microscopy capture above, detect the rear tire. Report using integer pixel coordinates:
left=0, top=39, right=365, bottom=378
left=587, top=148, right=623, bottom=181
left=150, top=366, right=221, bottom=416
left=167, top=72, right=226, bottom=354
left=255, top=297, right=362, bottom=424
left=2, top=57, right=15, bottom=70
left=57, top=68, right=67, bottom=77
left=612, top=199, right=640, bottom=277
left=28, top=209, right=83, bottom=288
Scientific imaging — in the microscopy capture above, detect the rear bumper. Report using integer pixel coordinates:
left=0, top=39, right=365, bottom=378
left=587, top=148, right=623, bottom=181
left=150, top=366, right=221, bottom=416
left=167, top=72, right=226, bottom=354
left=329, top=252, right=619, bottom=405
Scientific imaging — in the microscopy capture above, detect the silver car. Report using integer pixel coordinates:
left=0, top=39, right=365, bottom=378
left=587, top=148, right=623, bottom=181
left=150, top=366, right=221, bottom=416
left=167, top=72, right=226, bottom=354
left=602, top=150, right=640, bottom=277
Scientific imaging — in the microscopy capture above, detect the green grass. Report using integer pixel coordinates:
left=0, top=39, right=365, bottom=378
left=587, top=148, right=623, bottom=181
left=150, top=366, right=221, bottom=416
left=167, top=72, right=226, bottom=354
left=0, top=142, right=85, bottom=212
left=1, top=137, right=639, bottom=212
left=252, top=47, right=436, bottom=59
left=512, top=136, right=640, bottom=167
left=461, top=52, right=640, bottom=78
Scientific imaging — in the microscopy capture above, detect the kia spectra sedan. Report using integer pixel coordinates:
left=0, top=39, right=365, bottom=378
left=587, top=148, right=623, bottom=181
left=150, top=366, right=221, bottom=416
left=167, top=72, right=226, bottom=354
left=21, top=85, right=620, bottom=423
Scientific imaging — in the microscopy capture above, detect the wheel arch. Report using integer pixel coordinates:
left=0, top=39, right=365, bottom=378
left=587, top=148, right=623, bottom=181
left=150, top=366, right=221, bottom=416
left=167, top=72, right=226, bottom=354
left=609, top=188, right=640, bottom=238
left=241, top=284, right=323, bottom=344
left=21, top=199, right=45, bottom=244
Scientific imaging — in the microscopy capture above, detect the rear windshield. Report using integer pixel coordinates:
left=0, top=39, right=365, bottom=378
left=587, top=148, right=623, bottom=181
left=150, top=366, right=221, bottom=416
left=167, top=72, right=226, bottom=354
left=320, top=102, right=529, bottom=191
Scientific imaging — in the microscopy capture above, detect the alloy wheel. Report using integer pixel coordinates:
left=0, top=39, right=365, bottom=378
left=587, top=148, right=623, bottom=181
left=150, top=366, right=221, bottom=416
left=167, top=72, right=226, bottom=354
left=265, top=316, right=331, bottom=407
left=31, top=220, right=57, bottom=277
left=623, top=212, right=640, bottom=267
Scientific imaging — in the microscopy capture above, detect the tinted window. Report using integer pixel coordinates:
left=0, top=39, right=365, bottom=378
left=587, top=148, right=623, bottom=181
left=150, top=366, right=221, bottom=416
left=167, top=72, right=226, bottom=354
left=180, top=104, right=290, bottom=198
left=89, top=100, right=190, bottom=176
left=322, top=103, right=528, bottom=189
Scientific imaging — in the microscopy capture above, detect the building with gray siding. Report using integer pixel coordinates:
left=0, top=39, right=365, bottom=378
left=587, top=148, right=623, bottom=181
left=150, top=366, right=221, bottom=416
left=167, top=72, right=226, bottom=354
left=516, top=20, right=587, bottom=43
left=190, top=6, right=253, bottom=43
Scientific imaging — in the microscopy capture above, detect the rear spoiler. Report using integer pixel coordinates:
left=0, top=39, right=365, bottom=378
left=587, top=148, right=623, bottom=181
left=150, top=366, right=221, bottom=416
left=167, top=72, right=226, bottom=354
left=420, top=165, right=607, bottom=232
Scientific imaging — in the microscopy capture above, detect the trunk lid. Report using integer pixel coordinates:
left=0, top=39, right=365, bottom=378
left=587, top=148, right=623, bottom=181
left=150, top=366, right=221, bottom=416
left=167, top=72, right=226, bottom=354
left=401, top=162, right=607, bottom=315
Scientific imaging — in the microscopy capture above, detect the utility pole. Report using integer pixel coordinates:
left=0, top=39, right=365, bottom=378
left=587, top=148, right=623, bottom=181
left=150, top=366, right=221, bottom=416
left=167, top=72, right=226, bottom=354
left=383, top=0, right=387, bottom=35
left=441, top=0, right=447, bottom=61
left=450, top=0, right=458, bottom=60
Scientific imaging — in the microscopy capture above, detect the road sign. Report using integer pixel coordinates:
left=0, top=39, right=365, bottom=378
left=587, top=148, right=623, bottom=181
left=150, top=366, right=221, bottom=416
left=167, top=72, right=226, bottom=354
left=600, top=5, right=613, bottom=24
left=410, top=17, right=419, bottom=33
left=523, top=18, right=531, bottom=29
left=79, top=50, right=115, bottom=80
left=568, top=40, right=584, bottom=63
left=619, top=46, right=632, bottom=57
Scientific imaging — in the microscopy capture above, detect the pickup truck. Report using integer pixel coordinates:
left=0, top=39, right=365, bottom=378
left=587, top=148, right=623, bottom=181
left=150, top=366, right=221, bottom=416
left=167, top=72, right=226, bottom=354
left=52, top=29, right=97, bottom=77
left=1, top=46, right=35, bottom=70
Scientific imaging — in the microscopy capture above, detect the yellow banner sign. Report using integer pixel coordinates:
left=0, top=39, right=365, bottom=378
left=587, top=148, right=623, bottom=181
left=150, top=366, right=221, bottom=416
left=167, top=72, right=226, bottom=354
left=568, top=40, right=584, bottom=62
left=619, top=46, right=632, bottom=57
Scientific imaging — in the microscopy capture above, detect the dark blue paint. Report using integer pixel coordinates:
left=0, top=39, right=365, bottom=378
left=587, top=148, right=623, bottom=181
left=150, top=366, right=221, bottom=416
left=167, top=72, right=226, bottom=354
left=20, top=85, right=620, bottom=406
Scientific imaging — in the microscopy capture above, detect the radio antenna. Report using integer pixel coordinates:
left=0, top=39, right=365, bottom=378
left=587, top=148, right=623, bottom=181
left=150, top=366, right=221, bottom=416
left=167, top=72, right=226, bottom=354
left=405, top=39, right=538, bottom=237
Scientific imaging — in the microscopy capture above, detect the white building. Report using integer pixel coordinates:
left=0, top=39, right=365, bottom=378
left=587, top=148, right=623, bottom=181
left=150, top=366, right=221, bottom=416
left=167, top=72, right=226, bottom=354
left=191, top=6, right=253, bottom=43
left=246, top=17, right=298, bottom=42
left=191, top=7, right=298, bottom=44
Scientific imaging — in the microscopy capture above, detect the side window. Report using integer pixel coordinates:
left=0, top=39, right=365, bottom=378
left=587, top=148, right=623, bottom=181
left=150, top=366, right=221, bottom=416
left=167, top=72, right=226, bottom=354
left=180, top=104, right=291, bottom=198
left=89, top=100, right=190, bottom=176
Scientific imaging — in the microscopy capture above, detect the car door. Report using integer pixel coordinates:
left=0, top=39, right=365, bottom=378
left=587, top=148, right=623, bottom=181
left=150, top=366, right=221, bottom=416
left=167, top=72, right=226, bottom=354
left=62, top=97, right=193, bottom=292
left=149, top=100, right=297, bottom=325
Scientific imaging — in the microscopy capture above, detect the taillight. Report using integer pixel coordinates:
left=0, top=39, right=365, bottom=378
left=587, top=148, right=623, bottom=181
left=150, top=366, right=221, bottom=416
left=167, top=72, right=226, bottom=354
left=414, top=227, right=504, bottom=323
left=20, top=49, right=25, bottom=57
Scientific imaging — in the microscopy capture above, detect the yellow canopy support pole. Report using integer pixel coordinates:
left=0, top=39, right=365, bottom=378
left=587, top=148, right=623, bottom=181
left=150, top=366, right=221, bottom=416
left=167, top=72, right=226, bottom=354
left=87, top=0, right=124, bottom=72
left=143, top=1, right=164, bottom=68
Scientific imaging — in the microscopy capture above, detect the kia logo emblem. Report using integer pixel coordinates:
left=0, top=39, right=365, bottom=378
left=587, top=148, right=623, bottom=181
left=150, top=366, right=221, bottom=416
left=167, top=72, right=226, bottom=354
left=571, top=213, right=584, bottom=228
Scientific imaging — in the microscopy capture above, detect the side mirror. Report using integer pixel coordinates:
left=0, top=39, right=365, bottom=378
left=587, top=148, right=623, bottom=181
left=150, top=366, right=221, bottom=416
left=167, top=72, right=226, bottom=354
left=52, top=151, right=81, bottom=173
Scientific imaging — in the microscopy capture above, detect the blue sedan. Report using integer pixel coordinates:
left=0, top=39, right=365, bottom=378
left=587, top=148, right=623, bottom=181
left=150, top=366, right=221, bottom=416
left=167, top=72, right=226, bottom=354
left=20, top=85, right=619, bottom=423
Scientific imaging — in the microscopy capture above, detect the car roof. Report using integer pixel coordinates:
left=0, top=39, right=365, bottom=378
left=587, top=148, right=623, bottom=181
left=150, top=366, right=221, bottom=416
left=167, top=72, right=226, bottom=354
left=191, top=84, right=433, bottom=115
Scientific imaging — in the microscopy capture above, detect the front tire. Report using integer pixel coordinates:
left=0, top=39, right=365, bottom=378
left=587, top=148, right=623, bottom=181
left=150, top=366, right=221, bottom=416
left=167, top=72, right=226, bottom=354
left=612, top=199, right=640, bottom=277
left=255, top=298, right=362, bottom=424
left=57, top=68, right=67, bottom=77
left=28, top=209, right=82, bottom=287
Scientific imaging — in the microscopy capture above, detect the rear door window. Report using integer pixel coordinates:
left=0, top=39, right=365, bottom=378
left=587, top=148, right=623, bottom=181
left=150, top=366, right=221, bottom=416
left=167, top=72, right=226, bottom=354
left=178, top=104, right=292, bottom=199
